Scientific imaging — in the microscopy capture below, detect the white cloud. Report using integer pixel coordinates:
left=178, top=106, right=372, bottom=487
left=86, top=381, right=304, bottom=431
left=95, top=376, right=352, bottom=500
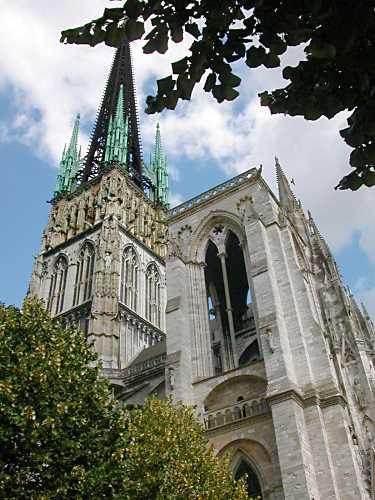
left=169, top=192, right=184, bottom=208
left=0, top=1, right=375, bottom=299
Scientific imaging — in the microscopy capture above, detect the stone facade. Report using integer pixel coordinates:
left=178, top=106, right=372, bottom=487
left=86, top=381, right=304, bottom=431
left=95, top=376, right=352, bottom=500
left=29, top=166, right=167, bottom=375
left=29, top=162, right=375, bottom=499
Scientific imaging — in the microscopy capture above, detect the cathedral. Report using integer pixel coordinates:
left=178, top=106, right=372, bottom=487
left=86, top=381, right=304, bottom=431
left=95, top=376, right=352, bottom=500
left=29, top=39, right=375, bottom=499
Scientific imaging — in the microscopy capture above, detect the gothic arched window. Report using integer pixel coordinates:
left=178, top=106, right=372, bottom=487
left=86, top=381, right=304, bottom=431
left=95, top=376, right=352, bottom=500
left=48, top=255, right=68, bottom=315
left=120, top=246, right=139, bottom=311
left=73, top=242, right=95, bottom=306
left=145, top=262, right=161, bottom=327
left=234, top=458, right=262, bottom=499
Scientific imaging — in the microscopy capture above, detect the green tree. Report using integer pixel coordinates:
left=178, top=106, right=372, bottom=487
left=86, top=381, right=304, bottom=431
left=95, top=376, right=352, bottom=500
left=112, top=397, right=247, bottom=499
left=0, top=299, right=246, bottom=499
left=0, top=299, right=121, bottom=498
left=61, top=0, right=375, bottom=192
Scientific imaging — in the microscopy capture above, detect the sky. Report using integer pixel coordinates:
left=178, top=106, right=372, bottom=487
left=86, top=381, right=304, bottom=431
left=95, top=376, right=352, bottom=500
left=0, top=1, right=374, bottom=316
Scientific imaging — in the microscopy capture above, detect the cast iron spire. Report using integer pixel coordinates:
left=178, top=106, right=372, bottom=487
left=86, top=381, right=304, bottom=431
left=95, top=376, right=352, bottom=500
left=80, top=37, right=142, bottom=183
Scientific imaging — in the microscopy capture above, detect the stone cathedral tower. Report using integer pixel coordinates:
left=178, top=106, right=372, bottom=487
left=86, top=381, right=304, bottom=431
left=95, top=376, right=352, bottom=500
left=29, top=39, right=169, bottom=380
left=29, top=40, right=375, bottom=500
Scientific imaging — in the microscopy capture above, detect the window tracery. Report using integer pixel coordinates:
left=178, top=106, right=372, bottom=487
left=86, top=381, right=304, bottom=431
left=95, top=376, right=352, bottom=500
left=120, top=246, right=139, bottom=311
left=145, top=262, right=161, bottom=327
left=73, top=242, right=95, bottom=306
left=47, top=255, right=68, bottom=315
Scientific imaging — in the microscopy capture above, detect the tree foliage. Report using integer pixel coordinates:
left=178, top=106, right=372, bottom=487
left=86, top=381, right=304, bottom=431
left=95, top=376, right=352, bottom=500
left=0, top=299, right=246, bottom=499
left=61, top=0, right=375, bottom=191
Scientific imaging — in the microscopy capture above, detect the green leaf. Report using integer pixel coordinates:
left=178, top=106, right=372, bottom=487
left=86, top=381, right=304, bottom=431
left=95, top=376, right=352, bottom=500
left=165, top=91, right=179, bottom=110
left=157, top=75, right=175, bottom=95
left=364, top=143, right=375, bottom=162
left=212, top=84, right=225, bottom=103
left=185, top=22, right=200, bottom=39
left=307, top=40, right=336, bottom=59
left=172, top=57, right=189, bottom=74
left=245, top=46, right=266, bottom=68
left=269, top=38, right=287, bottom=56
left=350, top=148, right=366, bottom=168
left=335, top=171, right=363, bottom=191
left=204, top=73, right=216, bottom=92
left=363, top=169, right=375, bottom=187
left=177, top=74, right=194, bottom=99
left=219, top=72, right=241, bottom=87
left=124, top=0, right=143, bottom=19
left=264, top=53, right=280, bottom=68
left=259, top=91, right=272, bottom=106
left=103, top=7, right=125, bottom=21
left=125, top=19, right=145, bottom=41
left=143, top=29, right=168, bottom=54
left=223, top=86, right=240, bottom=101
left=171, top=25, right=184, bottom=43
left=282, top=66, right=295, bottom=80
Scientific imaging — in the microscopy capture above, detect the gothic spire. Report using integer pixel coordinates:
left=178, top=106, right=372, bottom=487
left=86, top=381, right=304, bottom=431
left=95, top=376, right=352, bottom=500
left=104, top=84, right=129, bottom=166
left=54, top=113, right=81, bottom=197
left=80, top=37, right=142, bottom=183
left=151, top=122, right=169, bottom=207
left=275, top=157, right=299, bottom=211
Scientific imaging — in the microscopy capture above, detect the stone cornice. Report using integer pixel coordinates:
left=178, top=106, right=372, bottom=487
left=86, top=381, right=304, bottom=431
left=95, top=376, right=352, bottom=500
left=42, top=221, right=102, bottom=257
left=117, top=220, right=165, bottom=264
left=266, top=388, right=347, bottom=410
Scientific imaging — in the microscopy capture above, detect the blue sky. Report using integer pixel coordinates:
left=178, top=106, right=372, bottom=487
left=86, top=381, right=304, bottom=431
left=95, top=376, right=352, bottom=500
left=0, top=1, right=374, bottom=315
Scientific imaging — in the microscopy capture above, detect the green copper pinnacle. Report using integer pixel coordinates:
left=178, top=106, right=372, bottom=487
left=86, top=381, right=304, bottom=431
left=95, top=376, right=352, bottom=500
left=149, top=122, right=169, bottom=207
left=104, top=84, right=129, bottom=167
left=54, top=114, right=81, bottom=197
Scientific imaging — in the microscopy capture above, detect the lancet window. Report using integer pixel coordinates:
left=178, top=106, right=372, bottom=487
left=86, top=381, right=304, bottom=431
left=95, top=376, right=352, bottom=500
left=205, top=227, right=259, bottom=371
left=145, top=263, right=161, bottom=327
left=120, top=246, right=139, bottom=311
left=233, top=457, right=262, bottom=499
left=47, top=255, right=68, bottom=315
left=73, top=242, right=95, bottom=306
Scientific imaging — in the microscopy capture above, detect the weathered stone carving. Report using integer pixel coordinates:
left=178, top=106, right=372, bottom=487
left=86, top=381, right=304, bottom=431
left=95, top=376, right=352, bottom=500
left=236, top=195, right=258, bottom=223
left=354, top=376, right=367, bottom=410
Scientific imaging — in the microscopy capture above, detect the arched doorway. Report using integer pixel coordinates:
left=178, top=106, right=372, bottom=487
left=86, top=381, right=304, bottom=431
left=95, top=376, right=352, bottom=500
left=233, top=457, right=263, bottom=498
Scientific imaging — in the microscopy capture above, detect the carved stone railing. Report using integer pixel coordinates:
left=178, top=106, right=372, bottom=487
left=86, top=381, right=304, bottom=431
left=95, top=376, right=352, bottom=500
left=169, top=168, right=258, bottom=218
left=118, top=302, right=166, bottom=346
left=123, top=352, right=167, bottom=378
left=204, top=397, right=269, bottom=430
left=56, top=300, right=92, bottom=333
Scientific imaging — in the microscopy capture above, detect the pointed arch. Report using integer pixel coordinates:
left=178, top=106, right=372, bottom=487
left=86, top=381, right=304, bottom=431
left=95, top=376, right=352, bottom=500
left=190, top=210, right=245, bottom=263
left=232, top=451, right=263, bottom=499
left=73, top=240, right=96, bottom=306
left=120, top=245, right=139, bottom=311
left=145, top=262, right=161, bottom=327
left=239, top=339, right=261, bottom=366
left=48, top=254, right=69, bottom=315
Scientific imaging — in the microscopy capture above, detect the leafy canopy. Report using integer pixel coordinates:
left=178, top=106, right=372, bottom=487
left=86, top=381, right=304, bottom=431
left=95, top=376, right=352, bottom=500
left=61, top=0, right=375, bottom=192
left=0, top=299, right=247, bottom=499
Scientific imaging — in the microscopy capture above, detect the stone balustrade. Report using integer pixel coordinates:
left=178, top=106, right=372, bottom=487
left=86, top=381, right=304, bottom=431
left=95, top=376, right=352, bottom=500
left=123, top=353, right=166, bottom=378
left=204, top=397, right=269, bottom=430
left=169, top=168, right=258, bottom=218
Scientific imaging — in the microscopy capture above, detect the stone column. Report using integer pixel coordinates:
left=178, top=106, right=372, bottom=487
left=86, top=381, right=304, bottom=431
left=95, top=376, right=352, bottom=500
left=270, top=397, right=320, bottom=500
left=165, top=256, right=194, bottom=404
left=187, top=262, right=214, bottom=379
left=217, top=251, right=238, bottom=369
